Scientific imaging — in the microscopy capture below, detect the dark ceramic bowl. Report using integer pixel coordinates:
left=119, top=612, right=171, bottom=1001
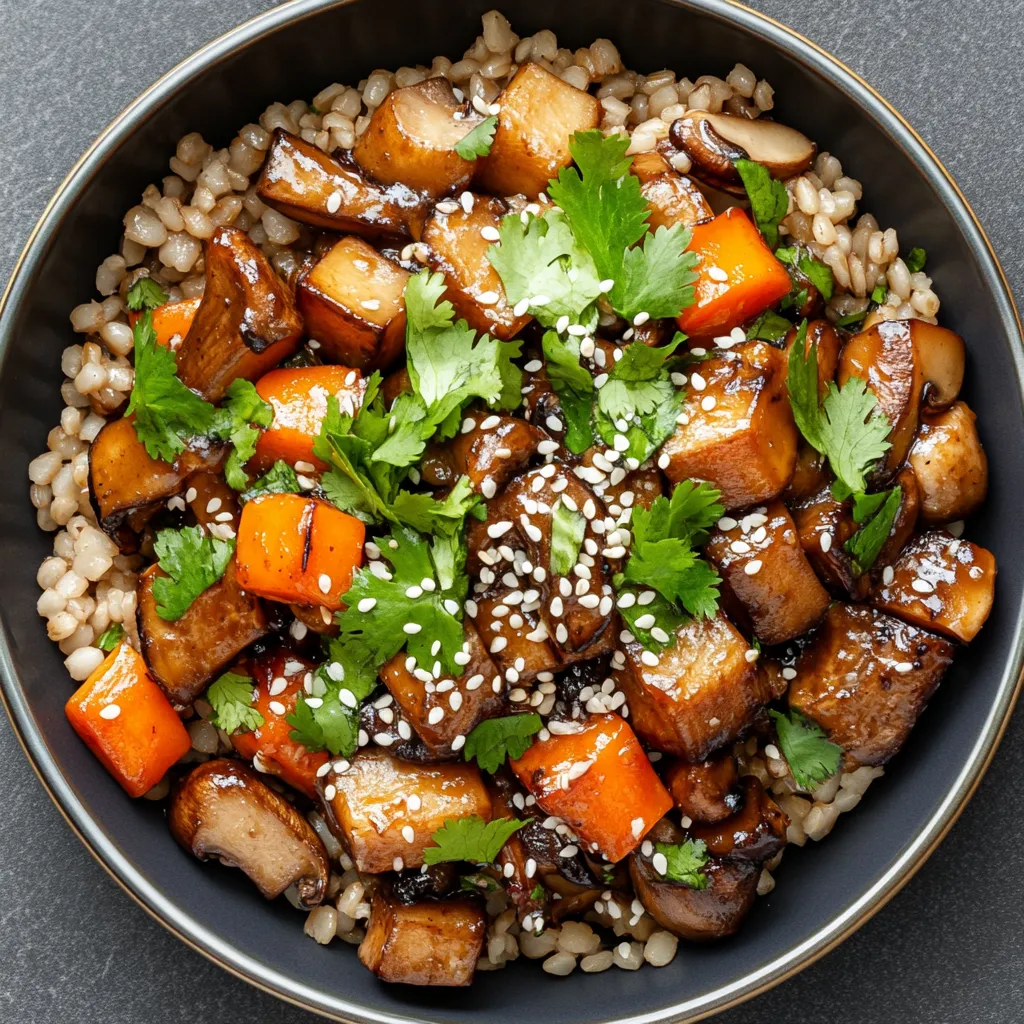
left=1, top=0, right=1022, bottom=1020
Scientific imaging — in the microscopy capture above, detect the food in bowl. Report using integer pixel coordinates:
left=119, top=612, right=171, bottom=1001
left=27, top=9, right=996, bottom=985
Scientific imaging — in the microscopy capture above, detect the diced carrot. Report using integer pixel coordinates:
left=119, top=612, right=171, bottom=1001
left=129, top=297, right=201, bottom=348
left=235, top=493, right=365, bottom=610
left=676, top=208, right=792, bottom=337
left=65, top=642, right=191, bottom=797
left=509, top=712, right=672, bottom=862
left=251, top=365, right=365, bottom=472
left=231, top=652, right=328, bottom=798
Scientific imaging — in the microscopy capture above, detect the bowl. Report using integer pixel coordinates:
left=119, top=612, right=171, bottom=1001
left=1, top=0, right=1022, bottom=1020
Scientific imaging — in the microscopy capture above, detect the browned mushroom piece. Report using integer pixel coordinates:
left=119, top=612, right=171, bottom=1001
left=873, top=466, right=921, bottom=569
left=174, top=226, right=305, bottom=402
left=837, top=318, right=965, bottom=478
left=792, top=485, right=865, bottom=598
left=687, top=777, right=788, bottom=862
left=256, top=129, right=430, bottom=240
left=781, top=442, right=830, bottom=504
left=788, top=603, right=955, bottom=767
left=872, top=531, right=996, bottom=644
left=908, top=401, right=988, bottom=525
left=668, top=110, right=815, bottom=193
left=629, top=151, right=713, bottom=230
left=168, top=759, right=329, bottom=907
left=663, top=755, right=741, bottom=824
left=784, top=318, right=842, bottom=398
left=353, top=78, right=482, bottom=197
left=613, top=612, right=773, bottom=761
left=358, top=889, right=486, bottom=986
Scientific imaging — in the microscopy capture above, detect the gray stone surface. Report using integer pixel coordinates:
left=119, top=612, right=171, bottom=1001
left=1, top=1, right=1022, bottom=1021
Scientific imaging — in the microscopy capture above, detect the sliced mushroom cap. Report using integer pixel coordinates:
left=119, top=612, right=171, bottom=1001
left=168, top=758, right=329, bottom=907
left=669, top=110, right=815, bottom=193
left=686, top=776, right=788, bottom=862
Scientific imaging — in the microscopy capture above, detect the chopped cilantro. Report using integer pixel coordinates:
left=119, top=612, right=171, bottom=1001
left=845, top=486, right=902, bottom=574
left=126, top=312, right=216, bottom=463
left=904, top=247, right=927, bottom=274
left=487, top=209, right=602, bottom=329
left=454, top=115, right=497, bottom=160
left=530, top=884, right=545, bottom=901
left=734, top=158, right=789, bottom=249
left=834, top=309, right=868, bottom=329
left=800, top=255, right=835, bottom=301
left=769, top=709, right=842, bottom=790
left=150, top=525, right=233, bottom=621
left=240, top=460, right=301, bottom=502
left=125, top=277, right=169, bottom=312
left=206, top=671, right=263, bottom=735
left=335, top=525, right=465, bottom=675
left=746, top=309, right=795, bottom=344
left=787, top=322, right=891, bottom=497
left=211, top=378, right=274, bottom=490
left=547, top=131, right=697, bottom=321
left=95, top=623, right=125, bottom=652
left=541, top=332, right=595, bottom=453
left=463, top=713, right=543, bottom=773
left=390, top=476, right=482, bottom=538
left=423, top=815, right=530, bottom=866
left=550, top=503, right=586, bottom=576
left=654, top=839, right=710, bottom=889
left=870, top=281, right=888, bottom=305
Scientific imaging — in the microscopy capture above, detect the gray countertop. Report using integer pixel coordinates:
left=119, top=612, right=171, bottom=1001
left=2, top=1, right=1023, bottom=1021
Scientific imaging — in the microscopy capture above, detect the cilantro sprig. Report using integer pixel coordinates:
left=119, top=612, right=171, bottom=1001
left=734, top=158, right=789, bottom=249
left=95, top=623, right=125, bottom=652
left=845, top=486, right=902, bottom=573
left=240, top=460, right=301, bottom=503
left=423, top=816, right=530, bottom=866
left=151, top=525, right=234, bottom=621
left=212, top=379, right=274, bottom=490
left=206, top=671, right=264, bottom=735
left=541, top=332, right=595, bottom=453
left=125, top=277, right=169, bottom=312
left=454, top=115, right=497, bottom=160
left=769, top=709, right=842, bottom=789
left=463, top=713, right=543, bottom=773
left=654, top=839, right=710, bottom=889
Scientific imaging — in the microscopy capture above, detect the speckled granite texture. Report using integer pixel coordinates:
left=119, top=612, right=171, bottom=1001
left=1, top=1, right=1022, bottom=1021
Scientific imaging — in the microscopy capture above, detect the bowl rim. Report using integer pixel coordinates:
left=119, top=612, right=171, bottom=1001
left=1, top=0, right=1022, bottom=1021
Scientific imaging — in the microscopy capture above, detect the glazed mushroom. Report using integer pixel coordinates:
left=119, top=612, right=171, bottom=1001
left=168, top=759, right=329, bottom=907
left=669, top=110, right=815, bottom=193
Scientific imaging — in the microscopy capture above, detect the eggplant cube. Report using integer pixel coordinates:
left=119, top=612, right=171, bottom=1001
left=705, top=500, right=829, bottom=644
left=359, top=891, right=485, bottom=986
left=872, top=531, right=996, bottom=643
left=476, top=63, right=600, bottom=198
left=298, top=236, right=409, bottom=371
left=614, top=613, right=771, bottom=760
left=323, top=751, right=491, bottom=873
left=660, top=343, right=798, bottom=510
left=789, top=603, right=955, bottom=767
left=422, top=194, right=531, bottom=340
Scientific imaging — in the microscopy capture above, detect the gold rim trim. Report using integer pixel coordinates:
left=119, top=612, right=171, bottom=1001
left=0, top=0, right=1021, bottom=1021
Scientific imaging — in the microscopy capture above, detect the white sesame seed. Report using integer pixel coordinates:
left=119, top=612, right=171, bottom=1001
left=820, top=532, right=833, bottom=553
left=717, top=516, right=738, bottom=531
left=745, top=648, right=759, bottom=663
left=487, top=521, right=513, bottom=539
left=882, top=565, right=895, bottom=585
left=633, top=312, right=650, bottom=326
left=405, top=585, right=423, bottom=599
left=403, top=623, right=422, bottom=634
left=99, top=703, right=121, bottom=720
left=480, top=225, right=501, bottom=242
left=490, top=637, right=508, bottom=653
left=894, top=661, right=914, bottom=674
left=326, top=190, right=342, bottom=214
left=317, top=573, right=332, bottom=595
left=268, top=700, right=286, bottom=716
left=567, top=323, right=588, bottom=336
left=652, top=852, right=669, bottom=876
left=638, top=590, right=656, bottom=606
left=634, top=614, right=656, bottom=630
left=657, top=453, right=670, bottom=470
left=782, top=667, right=797, bottom=680
left=477, top=290, right=500, bottom=305
left=640, top=651, right=659, bottom=667
left=912, top=579, right=935, bottom=594
left=556, top=315, right=570, bottom=333
left=707, top=266, right=728, bottom=282
left=744, top=559, right=763, bottom=576
left=393, top=856, right=404, bottom=872
left=701, top=395, right=717, bottom=412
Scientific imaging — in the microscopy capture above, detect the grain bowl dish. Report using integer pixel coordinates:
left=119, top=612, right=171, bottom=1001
left=27, top=9, right=996, bottom=986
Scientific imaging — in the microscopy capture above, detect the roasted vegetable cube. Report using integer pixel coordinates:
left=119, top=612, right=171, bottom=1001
left=175, top=227, right=304, bottom=402
left=137, top=560, right=268, bottom=706
left=705, top=501, right=829, bottom=644
left=297, top=236, right=410, bottom=371
left=630, top=152, right=712, bottom=231
left=359, top=891, right=485, bottom=986
left=257, top=129, right=428, bottom=239
left=872, top=531, right=995, bottom=643
left=788, top=603, right=955, bottom=766
left=380, top=623, right=506, bottom=753
left=614, top=612, right=771, bottom=760
left=475, top=63, right=600, bottom=198
left=422, top=194, right=531, bottom=340
left=908, top=402, right=988, bottom=525
left=510, top=712, right=672, bottom=862
left=660, top=342, right=798, bottom=509
left=322, top=750, right=491, bottom=873
left=353, top=79, right=478, bottom=197
left=470, top=588, right=561, bottom=684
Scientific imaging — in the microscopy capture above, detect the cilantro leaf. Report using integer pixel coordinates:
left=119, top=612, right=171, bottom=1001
left=870, top=281, right=888, bottom=305
left=734, top=158, right=789, bottom=249
left=335, top=525, right=465, bottom=674
left=126, top=312, right=216, bottom=462
left=206, top=671, right=264, bottom=735
left=151, top=525, right=233, bottom=621
left=390, top=476, right=482, bottom=538
left=845, top=486, right=902, bottom=574
left=616, top=585, right=684, bottom=650
left=550, top=503, right=586, bottom=576
left=211, top=378, right=274, bottom=490
left=769, top=709, right=843, bottom=790
left=834, top=309, right=868, bottom=329
left=95, top=623, right=125, bottom=652
left=614, top=224, right=699, bottom=321
left=487, top=210, right=602, bottom=329
left=799, top=254, right=835, bottom=302
left=125, top=277, right=169, bottom=312
left=530, top=884, right=545, bottom=901
left=851, top=488, right=891, bottom=524
left=904, top=246, right=927, bottom=274
left=541, top=332, right=595, bottom=453
left=654, top=840, right=710, bottom=889
left=454, top=115, right=497, bottom=160
left=746, top=309, right=795, bottom=343
left=463, top=713, right=542, bottom=773
left=423, top=815, right=530, bottom=865
left=241, top=460, right=300, bottom=503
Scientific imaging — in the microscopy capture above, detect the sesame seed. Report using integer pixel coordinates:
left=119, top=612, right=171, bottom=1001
left=451, top=734, right=466, bottom=751
left=481, top=478, right=497, bottom=499
left=490, top=637, right=508, bottom=653
left=99, top=704, right=120, bottom=720
left=405, top=585, right=423, bottom=599
left=545, top=414, right=563, bottom=431
left=556, top=315, right=570, bottom=333
left=690, top=372, right=707, bottom=391
left=480, top=226, right=501, bottom=242
left=487, top=521, right=513, bottom=538
left=744, top=648, right=759, bottom=663
left=560, top=845, right=579, bottom=858
left=393, top=856, right=404, bottom=872
left=657, top=453, right=670, bottom=469
left=317, top=573, right=332, bottom=594
left=701, top=395, right=717, bottom=412
left=912, top=579, right=935, bottom=594
left=567, top=323, right=588, bottom=337
left=882, top=565, right=895, bottom=585
left=638, top=590, right=656, bottom=606
left=477, top=290, right=500, bottom=305
left=579, top=336, right=596, bottom=358
left=640, top=651, right=659, bottom=667
left=634, top=613, right=656, bottom=630
left=731, top=540, right=751, bottom=554
left=326, top=190, right=342, bottom=214
left=633, top=312, right=650, bottom=326
left=403, top=623, right=422, bottom=634
left=618, top=592, right=637, bottom=609
left=268, top=700, right=286, bottom=716
left=205, top=498, right=222, bottom=514
left=744, top=559, right=763, bottom=576
left=460, top=191, right=474, bottom=213
left=651, top=626, right=670, bottom=643
left=894, top=661, right=914, bottom=674
left=782, top=667, right=797, bottom=680
left=707, top=266, right=728, bottom=282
